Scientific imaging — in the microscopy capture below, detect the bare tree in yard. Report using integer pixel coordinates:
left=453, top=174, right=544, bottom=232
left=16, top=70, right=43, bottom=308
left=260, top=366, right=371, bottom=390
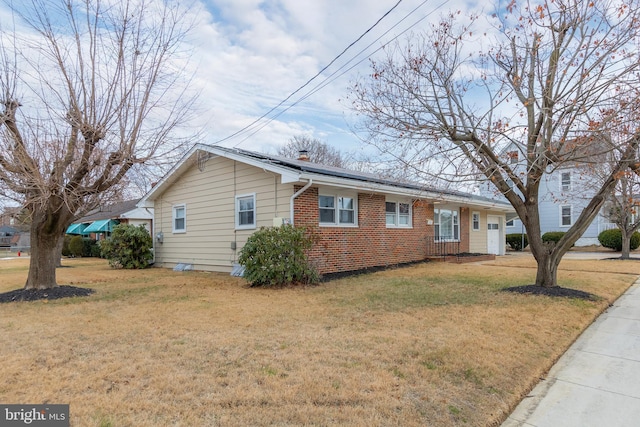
left=603, top=171, right=640, bottom=259
left=349, top=0, right=640, bottom=288
left=278, top=135, right=347, bottom=167
left=0, top=0, right=197, bottom=289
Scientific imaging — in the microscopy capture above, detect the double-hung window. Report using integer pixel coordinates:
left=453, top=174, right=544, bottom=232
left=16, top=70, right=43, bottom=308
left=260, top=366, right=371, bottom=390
left=172, top=204, right=186, bottom=233
left=236, top=194, right=256, bottom=229
left=386, top=200, right=412, bottom=227
left=560, top=205, right=572, bottom=226
left=472, top=212, right=480, bottom=231
left=561, top=172, right=571, bottom=191
left=319, top=193, right=357, bottom=226
left=434, top=208, right=459, bottom=240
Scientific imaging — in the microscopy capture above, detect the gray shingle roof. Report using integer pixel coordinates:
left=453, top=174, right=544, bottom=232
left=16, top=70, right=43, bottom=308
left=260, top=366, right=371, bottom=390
left=76, top=199, right=141, bottom=223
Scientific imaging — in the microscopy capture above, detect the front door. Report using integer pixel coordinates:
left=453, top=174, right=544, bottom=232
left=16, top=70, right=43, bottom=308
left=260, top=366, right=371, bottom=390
left=487, top=216, right=501, bottom=255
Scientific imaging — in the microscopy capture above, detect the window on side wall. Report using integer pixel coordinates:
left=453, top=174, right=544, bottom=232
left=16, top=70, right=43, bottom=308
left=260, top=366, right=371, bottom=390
left=561, top=172, right=571, bottom=191
left=236, top=194, right=256, bottom=229
left=472, top=212, right=480, bottom=231
left=386, top=200, right=412, bottom=227
left=318, top=193, right=357, bottom=226
left=172, top=204, right=186, bottom=233
left=560, top=205, right=572, bottom=226
left=434, top=208, right=459, bottom=240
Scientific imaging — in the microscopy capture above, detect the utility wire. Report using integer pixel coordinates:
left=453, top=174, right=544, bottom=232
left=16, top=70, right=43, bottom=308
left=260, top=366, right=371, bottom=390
left=231, top=0, right=447, bottom=146
left=212, top=0, right=404, bottom=145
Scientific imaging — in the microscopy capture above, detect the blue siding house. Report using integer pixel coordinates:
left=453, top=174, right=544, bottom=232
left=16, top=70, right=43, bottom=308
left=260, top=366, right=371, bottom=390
left=479, top=145, right=613, bottom=246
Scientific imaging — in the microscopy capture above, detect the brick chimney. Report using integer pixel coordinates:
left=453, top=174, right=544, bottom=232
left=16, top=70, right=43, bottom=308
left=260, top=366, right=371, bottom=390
left=298, top=149, right=310, bottom=161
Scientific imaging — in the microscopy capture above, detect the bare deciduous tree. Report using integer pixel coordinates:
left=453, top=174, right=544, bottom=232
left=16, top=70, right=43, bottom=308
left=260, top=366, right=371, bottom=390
left=0, top=0, right=198, bottom=289
left=349, top=0, right=640, bottom=288
left=277, top=135, right=347, bottom=168
left=603, top=172, right=640, bottom=259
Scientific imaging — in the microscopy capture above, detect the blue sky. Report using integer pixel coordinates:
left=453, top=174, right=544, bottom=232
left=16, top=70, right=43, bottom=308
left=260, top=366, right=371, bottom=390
left=184, top=0, right=475, bottom=157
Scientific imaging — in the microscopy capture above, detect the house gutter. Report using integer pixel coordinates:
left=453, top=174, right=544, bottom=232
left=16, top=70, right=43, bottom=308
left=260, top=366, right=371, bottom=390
left=290, top=179, right=312, bottom=225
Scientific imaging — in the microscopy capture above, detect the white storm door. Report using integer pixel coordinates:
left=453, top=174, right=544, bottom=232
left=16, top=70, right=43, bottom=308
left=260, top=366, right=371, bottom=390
left=487, top=216, right=501, bottom=255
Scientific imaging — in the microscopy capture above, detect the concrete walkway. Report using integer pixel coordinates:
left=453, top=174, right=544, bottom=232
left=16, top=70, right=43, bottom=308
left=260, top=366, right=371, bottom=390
left=502, top=278, right=640, bottom=426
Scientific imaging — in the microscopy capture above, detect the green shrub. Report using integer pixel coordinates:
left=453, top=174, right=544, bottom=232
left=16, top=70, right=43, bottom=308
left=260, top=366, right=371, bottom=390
left=69, top=235, right=84, bottom=257
left=541, top=231, right=566, bottom=245
left=82, top=238, right=99, bottom=257
left=62, top=235, right=72, bottom=256
left=90, top=239, right=103, bottom=257
left=238, top=225, right=319, bottom=287
left=506, top=233, right=528, bottom=251
left=598, top=228, right=640, bottom=251
left=99, top=224, right=153, bottom=269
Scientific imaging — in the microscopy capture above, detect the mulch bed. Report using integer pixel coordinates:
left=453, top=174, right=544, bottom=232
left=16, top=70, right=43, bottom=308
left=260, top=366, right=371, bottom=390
left=503, top=284, right=598, bottom=301
left=0, top=285, right=94, bottom=303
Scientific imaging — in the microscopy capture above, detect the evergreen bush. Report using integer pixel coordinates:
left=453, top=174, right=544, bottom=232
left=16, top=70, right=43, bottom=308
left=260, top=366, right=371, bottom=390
left=62, top=235, right=72, bottom=256
left=541, top=231, right=566, bottom=245
left=598, top=228, right=640, bottom=251
left=82, top=238, right=99, bottom=257
left=99, top=224, right=153, bottom=269
left=506, top=233, right=528, bottom=251
left=238, top=225, right=319, bottom=287
left=69, top=235, right=84, bottom=257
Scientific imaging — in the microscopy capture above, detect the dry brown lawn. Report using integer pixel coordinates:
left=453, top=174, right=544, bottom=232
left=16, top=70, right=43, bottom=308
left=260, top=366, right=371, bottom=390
left=0, top=255, right=637, bottom=426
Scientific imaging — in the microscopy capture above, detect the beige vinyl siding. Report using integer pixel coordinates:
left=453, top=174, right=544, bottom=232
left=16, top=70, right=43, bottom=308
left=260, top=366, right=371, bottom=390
left=468, top=210, right=505, bottom=254
left=468, top=210, right=487, bottom=253
left=153, top=156, right=293, bottom=272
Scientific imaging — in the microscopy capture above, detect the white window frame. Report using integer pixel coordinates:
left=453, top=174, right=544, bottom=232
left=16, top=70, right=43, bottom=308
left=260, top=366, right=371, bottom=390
left=560, top=172, right=572, bottom=192
left=318, top=191, right=358, bottom=227
left=172, top=204, right=186, bottom=233
left=560, top=205, right=572, bottom=227
left=235, top=193, right=256, bottom=230
left=434, top=208, right=459, bottom=241
left=506, top=219, right=515, bottom=227
left=472, top=211, right=480, bottom=231
left=385, top=199, right=412, bottom=228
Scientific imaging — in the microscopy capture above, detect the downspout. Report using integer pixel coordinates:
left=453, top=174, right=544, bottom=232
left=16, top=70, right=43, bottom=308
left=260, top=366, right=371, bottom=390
left=290, top=179, right=312, bottom=225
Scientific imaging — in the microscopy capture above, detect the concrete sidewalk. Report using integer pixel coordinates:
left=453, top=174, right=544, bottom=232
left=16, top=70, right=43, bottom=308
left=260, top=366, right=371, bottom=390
left=502, top=279, right=640, bottom=427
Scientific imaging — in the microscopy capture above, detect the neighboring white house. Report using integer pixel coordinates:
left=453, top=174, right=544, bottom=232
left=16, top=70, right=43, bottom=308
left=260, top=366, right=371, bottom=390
left=479, top=144, right=613, bottom=246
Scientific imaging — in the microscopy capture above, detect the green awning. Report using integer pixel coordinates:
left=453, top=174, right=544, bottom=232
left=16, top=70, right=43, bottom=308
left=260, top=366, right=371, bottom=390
left=66, top=223, right=88, bottom=235
left=84, top=219, right=118, bottom=234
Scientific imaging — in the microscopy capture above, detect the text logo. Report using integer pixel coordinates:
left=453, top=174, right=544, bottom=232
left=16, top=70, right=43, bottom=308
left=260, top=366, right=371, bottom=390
left=0, top=405, right=69, bottom=426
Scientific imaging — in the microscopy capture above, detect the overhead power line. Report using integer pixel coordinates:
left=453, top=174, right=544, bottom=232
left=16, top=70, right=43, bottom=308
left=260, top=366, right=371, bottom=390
left=213, top=0, right=448, bottom=147
left=211, top=0, right=404, bottom=146
left=232, top=0, right=447, bottom=146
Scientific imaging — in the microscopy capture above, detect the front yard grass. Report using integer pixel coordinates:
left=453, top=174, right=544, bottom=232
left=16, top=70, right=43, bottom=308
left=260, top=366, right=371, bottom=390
left=0, top=255, right=637, bottom=426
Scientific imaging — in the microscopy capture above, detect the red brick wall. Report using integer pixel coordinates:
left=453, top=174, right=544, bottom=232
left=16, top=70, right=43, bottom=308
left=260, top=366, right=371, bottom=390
left=294, top=186, right=441, bottom=275
left=459, top=207, right=470, bottom=253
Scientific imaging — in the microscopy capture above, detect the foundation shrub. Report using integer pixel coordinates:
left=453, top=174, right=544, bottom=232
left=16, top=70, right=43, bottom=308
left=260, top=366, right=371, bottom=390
left=99, top=224, right=153, bottom=268
left=238, top=225, right=319, bottom=287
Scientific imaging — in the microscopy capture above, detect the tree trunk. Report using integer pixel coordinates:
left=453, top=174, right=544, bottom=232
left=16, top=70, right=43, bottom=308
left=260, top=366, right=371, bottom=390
left=24, top=211, right=68, bottom=290
left=621, top=228, right=631, bottom=260
left=533, top=249, right=561, bottom=288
